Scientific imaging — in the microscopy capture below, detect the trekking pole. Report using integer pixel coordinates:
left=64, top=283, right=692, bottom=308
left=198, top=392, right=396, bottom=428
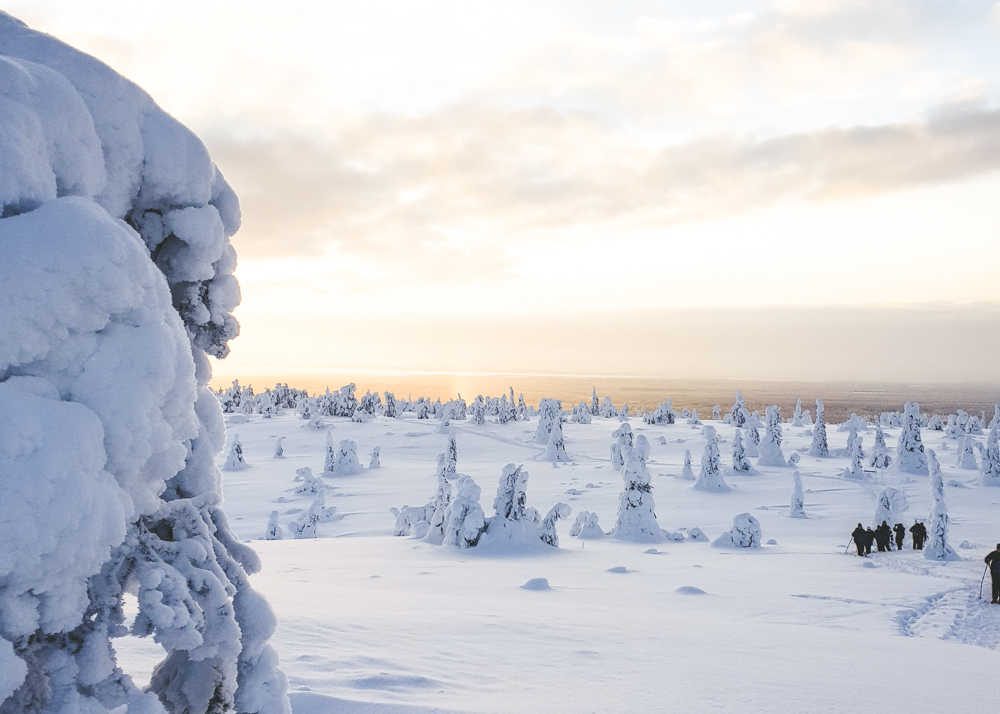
left=980, top=565, right=988, bottom=600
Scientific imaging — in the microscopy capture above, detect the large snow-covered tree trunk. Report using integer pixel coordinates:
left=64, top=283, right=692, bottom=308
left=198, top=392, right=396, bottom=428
left=0, top=13, right=288, bottom=713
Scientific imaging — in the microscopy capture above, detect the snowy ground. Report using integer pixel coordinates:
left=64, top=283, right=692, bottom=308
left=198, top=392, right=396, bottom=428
left=119, top=410, right=1000, bottom=712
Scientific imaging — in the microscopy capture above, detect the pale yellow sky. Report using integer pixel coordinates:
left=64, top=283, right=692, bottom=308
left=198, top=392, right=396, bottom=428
left=9, top=1, right=1000, bottom=381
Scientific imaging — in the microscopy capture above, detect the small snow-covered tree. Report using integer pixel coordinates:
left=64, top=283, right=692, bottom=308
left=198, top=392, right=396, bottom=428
left=687, top=408, right=700, bottom=425
left=516, top=393, right=528, bottom=421
left=758, top=405, right=786, bottom=467
left=810, top=399, right=830, bottom=457
left=613, top=435, right=663, bottom=541
left=545, top=417, right=570, bottom=462
left=791, top=398, right=804, bottom=427
left=497, top=396, right=515, bottom=424
left=573, top=401, right=592, bottom=424
left=470, top=395, right=486, bottom=425
left=330, top=439, right=362, bottom=476
left=591, top=387, right=600, bottom=415
left=956, top=436, right=978, bottom=470
left=897, top=402, right=928, bottom=474
left=644, top=399, right=677, bottom=425
left=223, top=433, right=248, bottom=471
left=680, top=449, right=695, bottom=480
left=273, top=436, right=286, bottom=459
left=790, top=471, right=806, bottom=517
left=712, top=513, right=762, bottom=548
left=743, top=414, right=761, bottom=457
left=383, top=391, right=398, bottom=418
left=610, top=422, right=633, bottom=468
left=924, top=450, right=958, bottom=561
left=265, top=511, right=283, bottom=540
left=322, top=430, right=337, bottom=473
left=981, top=419, right=1000, bottom=486
left=443, top=476, right=487, bottom=548
left=570, top=511, right=605, bottom=538
left=870, top=424, right=892, bottom=469
left=369, top=446, right=381, bottom=469
left=539, top=503, right=572, bottom=547
left=712, top=404, right=721, bottom=421
left=535, top=398, right=562, bottom=444
left=874, top=486, right=908, bottom=525
left=729, top=392, right=748, bottom=427
left=843, top=436, right=866, bottom=480
left=695, top=426, right=730, bottom=491
left=599, top=396, right=615, bottom=418
left=731, top=430, right=753, bottom=474
left=293, top=467, right=325, bottom=496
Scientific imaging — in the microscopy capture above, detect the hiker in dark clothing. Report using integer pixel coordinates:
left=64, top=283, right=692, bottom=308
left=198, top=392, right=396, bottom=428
left=985, top=545, right=1000, bottom=604
left=910, top=521, right=927, bottom=550
left=864, top=527, right=875, bottom=555
left=893, top=523, right=905, bottom=550
left=851, top=523, right=867, bottom=556
left=874, top=521, right=893, bottom=552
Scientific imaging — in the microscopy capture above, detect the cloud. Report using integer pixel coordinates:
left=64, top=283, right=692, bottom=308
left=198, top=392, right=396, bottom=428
left=207, top=102, right=1000, bottom=270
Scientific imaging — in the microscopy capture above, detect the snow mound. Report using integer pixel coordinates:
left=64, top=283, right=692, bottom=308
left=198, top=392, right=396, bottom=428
left=521, top=577, right=552, bottom=591
left=712, top=513, right=763, bottom=549
left=607, top=566, right=632, bottom=574
left=675, top=586, right=707, bottom=595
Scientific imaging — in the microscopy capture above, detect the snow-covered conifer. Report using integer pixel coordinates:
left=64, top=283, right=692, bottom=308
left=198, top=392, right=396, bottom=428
left=573, top=401, right=592, bottom=424
left=570, top=511, right=605, bottom=538
left=223, top=433, right=248, bottom=471
left=955, top=436, right=978, bottom=469
left=758, top=405, right=786, bottom=467
left=610, top=422, right=634, bottom=468
left=680, top=449, right=695, bottom=480
left=517, top=393, right=529, bottom=421
left=870, top=424, right=892, bottom=469
left=897, top=402, right=928, bottom=475
left=293, top=467, right=325, bottom=496
left=323, top=430, right=337, bottom=474
left=613, top=435, right=663, bottom=541
left=695, top=426, right=730, bottom=491
left=383, top=391, right=398, bottom=418
left=265, top=510, right=284, bottom=540
left=470, top=395, right=487, bottom=425
left=712, top=404, right=721, bottom=420
left=273, top=436, right=286, bottom=459
left=442, top=476, right=487, bottom=548
left=731, top=430, right=753, bottom=474
left=369, top=446, right=381, bottom=469
left=535, top=398, right=562, bottom=444
left=331, top=439, right=362, bottom=476
left=600, top=396, right=615, bottom=418
left=540, top=503, right=572, bottom=547
left=843, top=436, right=866, bottom=480
left=924, top=450, right=958, bottom=561
left=810, top=399, right=830, bottom=457
left=790, top=471, right=806, bottom=518
left=981, top=419, right=1000, bottom=486
left=874, top=486, right=908, bottom=525
left=545, top=417, right=570, bottom=463
left=687, top=408, right=700, bottom=425
left=712, top=513, right=762, bottom=548
left=591, top=387, right=600, bottom=415
left=791, top=399, right=804, bottom=427
left=744, top=414, right=761, bottom=458
left=729, top=392, right=748, bottom=427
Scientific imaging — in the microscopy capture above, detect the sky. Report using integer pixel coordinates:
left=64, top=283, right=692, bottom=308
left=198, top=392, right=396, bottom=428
left=9, top=1, right=1000, bottom=382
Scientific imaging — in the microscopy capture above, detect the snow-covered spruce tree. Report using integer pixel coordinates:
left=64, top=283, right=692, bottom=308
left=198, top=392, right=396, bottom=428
left=497, top=396, right=514, bottom=424
left=599, top=396, right=615, bottom=418
left=695, top=426, right=730, bottom=491
left=956, top=436, right=978, bottom=470
left=570, top=511, right=605, bottom=538
left=442, top=476, right=487, bottom=548
left=273, top=436, right=285, bottom=459
left=613, top=435, right=664, bottom=541
left=0, top=15, right=288, bottom=712
left=331, top=440, right=362, bottom=476
left=619, top=402, right=631, bottom=420
left=423, top=454, right=456, bottom=544
left=573, top=401, right=592, bottom=424
left=712, top=404, right=721, bottom=421
left=223, top=433, right=249, bottom=471
left=545, top=417, right=570, bottom=463
left=897, top=402, right=929, bottom=475
left=757, top=405, right=786, bottom=467
left=610, top=422, right=634, bottom=469
left=369, top=447, right=381, bottom=469
left=535, top=398, right=562, bottom=444
left=729, top=392, right=748, bottom=427
left=843, top=437, right=866, bottom=480
left=874, top=487, right=908, bottom=526
left=322, top=430, right=337, bottom=474
left=516, top=393, right=528, bottom=421
left=990, top=404, right=1000, bottom=431
left=539, top=503, right=572, bottom=547
left=791, top=399, right=804, bottom=427
left=265, top=511, right=283, bottom=540
left=644, top=399, right=677, bottom=425
left=743, top=415, right=761, bottom=458
left=790, top=471, right=806, bottom=518
left=810, top=399, right=830, bottom=457
left=383, top=391, right=398, bottom=418
left=680, top=449, right=695, bottom=480
left=731, top=430, right=753, bottom=474
left=870, top=424, right=892, bottom=469
left=981, top=419, right=1000, bottom=486
left=591, top=387, right=600, bottom=415
left=293, top=467, right=325, bottom=496
left=443, top=431, right=459, bottom=479
left=927, top=414, right=944, bottom=431
left=470, top=395, right=486, bottom=425
left=712, top=513, right=762, bottom=548
left=924, top=450, right=958, bottom=561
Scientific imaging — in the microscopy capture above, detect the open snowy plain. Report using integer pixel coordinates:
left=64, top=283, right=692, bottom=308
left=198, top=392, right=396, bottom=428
left=115, top=405, right=1000, bottom=713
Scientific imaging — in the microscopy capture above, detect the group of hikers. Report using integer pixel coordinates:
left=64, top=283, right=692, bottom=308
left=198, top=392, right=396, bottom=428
left=850, top=520, right=927, bottom=556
